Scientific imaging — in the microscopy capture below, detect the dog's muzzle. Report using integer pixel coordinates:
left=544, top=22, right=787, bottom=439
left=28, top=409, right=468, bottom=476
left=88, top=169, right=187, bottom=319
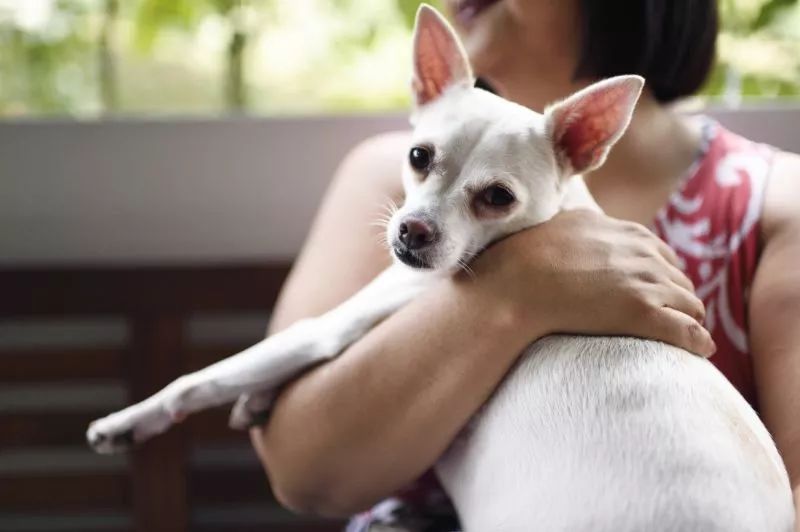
left=393, top=245, right=434, bottom=269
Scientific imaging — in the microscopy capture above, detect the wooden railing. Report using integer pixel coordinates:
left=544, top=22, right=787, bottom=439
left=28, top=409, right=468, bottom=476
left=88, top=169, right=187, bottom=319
left=0, top=264, right=346, bottom=532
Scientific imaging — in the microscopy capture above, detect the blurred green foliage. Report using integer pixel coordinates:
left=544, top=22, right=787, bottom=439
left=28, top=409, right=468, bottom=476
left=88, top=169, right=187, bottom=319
left=703, top=0, right=800, bottom=101
left=0, top=0, right=797, bottom=118
left=0, top=0, right=95, bottom=115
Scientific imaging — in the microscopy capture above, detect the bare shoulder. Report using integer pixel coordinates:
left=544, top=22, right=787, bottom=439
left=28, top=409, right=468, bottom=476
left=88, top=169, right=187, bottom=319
left=336, top=130, right=412, bottom=195
left=762, top=150, right=800, bottom=239
left=349, top=130, right=412, bottom=162
left=268, top=130, right=412, bottom=328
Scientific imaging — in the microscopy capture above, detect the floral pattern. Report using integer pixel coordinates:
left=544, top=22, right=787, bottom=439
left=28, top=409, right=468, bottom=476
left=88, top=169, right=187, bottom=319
left=653, top=118, right=772, bottom=405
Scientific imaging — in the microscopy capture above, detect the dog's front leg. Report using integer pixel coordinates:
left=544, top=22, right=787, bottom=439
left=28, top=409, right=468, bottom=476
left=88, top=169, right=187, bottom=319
left=87, top=264, right=430, bottom=454
left=229, top=263, right=439, bottom=428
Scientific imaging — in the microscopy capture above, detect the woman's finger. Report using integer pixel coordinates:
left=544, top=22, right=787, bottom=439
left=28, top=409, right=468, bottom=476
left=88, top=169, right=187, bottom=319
left=660, top=282, right=706, bottom=323
left=653, top=236, right=681, bottom=268
left=658, top=256, right=695, bottom=293
left=645, top=306, right=716, bottom=358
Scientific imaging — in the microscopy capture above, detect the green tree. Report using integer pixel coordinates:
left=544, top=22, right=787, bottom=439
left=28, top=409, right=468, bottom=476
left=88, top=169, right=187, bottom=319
left=394, top=0, right=443, bottom=28
left=705, top=0, right=800, bottom=99
left=134, top=0, right=272, bottom=111
left=99, top=0, right=120, bottom=112
left=0, top=0, right=95, bottom=115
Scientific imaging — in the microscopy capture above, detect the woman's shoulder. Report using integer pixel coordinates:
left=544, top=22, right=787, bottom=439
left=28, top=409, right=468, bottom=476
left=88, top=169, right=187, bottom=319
left=348, top=130, right=413, bottom=160
left=699, top=121, right=800, bottom=266
left=680, top=120, right=798, bottom=240
left=338, top=130, right=412, bottom=194
left=763, top=150, right=800, bottom=239
left=711, top=119, right=800, bottom=238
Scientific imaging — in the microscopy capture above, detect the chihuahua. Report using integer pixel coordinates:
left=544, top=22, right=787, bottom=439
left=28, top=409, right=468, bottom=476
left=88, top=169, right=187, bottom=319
left=88, top=5, right=794, bottom=531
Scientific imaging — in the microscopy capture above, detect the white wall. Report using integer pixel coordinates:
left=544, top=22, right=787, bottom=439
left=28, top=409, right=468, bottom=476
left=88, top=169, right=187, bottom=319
left=0, top=114, right=406, bottom=265
left=1, top=108, right=798, bottom=266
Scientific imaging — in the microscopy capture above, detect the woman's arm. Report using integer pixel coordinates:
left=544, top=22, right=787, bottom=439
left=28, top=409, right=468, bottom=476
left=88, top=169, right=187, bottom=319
left=750, top=152, right=800, bottom=529
left=251, top=133, right=712, bottom=517
left=252, top=132, right=530, bottom=515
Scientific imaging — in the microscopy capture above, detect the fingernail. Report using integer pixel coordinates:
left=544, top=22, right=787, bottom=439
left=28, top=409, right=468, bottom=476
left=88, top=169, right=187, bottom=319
left=706, top=339, right=717, bottom=358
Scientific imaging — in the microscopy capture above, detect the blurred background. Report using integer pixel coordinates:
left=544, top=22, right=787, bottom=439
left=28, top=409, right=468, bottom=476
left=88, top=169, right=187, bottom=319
left=0, top=1, right=799, bottom=532
left=1, top=0, right=800, bottom=118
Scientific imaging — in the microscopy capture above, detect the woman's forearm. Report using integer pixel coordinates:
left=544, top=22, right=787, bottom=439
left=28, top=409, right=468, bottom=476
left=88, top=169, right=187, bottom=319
left=251, top=275, right=538, bottom=517
left=248, top=129, right=712, bottom=518
left=251, top=209, right=714, bottom=518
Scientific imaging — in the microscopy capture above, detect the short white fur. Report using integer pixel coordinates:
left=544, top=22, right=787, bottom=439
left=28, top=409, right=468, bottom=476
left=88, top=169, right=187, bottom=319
left=87, top=5, right=795, bottom=531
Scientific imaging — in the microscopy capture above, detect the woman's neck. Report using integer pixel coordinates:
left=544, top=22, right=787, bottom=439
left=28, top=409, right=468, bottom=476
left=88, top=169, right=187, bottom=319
left=499, top=77, right=702, bottom=222
left=584, top=96, right=703, bottom=223
left=494, top=73, right=704, bottom=222
left=589, top=95, right=701, bottom=191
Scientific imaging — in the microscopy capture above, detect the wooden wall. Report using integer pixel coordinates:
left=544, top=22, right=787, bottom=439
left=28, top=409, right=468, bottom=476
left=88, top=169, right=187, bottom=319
left=0, top=265, right=346, bottom=532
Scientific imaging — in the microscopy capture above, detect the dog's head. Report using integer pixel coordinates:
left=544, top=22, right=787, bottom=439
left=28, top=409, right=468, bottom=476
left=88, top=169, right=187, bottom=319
left=388, top=5, right=643, bottom=272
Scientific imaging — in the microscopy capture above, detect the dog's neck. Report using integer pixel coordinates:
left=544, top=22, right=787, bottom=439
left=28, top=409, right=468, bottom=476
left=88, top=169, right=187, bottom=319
left=559, top=175, right=603, bottom=214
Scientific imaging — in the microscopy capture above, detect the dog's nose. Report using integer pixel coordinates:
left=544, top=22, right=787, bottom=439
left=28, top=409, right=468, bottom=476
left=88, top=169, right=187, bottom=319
left=398, top=218, right=435, bottom=250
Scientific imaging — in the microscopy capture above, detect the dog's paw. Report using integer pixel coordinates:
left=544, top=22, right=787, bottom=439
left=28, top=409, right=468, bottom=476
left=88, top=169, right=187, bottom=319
left=86, top=422, right=135, bottom=454
left=86, top=406, right=173, bottom=454
left=228, top=393, right=275, bottom=430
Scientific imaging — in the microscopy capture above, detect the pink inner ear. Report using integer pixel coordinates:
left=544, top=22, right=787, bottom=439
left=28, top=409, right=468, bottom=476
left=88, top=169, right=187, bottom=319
left=413, top=10, right=469, bottom=106
left=552, top=83, right=637, bottom=172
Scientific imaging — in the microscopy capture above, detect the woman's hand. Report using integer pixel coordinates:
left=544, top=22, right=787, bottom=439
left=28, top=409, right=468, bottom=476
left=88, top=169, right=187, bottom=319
left=468, top=209, right=715, bottom=357
left=253, top=135, right=713, bottom=516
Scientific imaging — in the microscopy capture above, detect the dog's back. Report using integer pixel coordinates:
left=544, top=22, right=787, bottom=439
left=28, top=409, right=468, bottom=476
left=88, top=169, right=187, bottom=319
left=436, top=336, right=795, bottom=532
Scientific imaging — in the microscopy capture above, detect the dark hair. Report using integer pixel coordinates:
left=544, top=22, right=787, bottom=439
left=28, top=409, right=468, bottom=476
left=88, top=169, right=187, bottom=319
left=574, top=0, right=718, bottom=103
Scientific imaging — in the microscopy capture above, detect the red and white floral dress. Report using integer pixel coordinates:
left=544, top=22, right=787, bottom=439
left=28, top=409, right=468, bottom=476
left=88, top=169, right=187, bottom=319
left=347, top=119, right=775, bottom=532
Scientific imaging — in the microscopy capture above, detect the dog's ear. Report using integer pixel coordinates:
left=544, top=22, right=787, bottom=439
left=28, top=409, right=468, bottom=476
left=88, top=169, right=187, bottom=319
left=411, top=4, right=473, bottom=109
left=545, top=75, right=644, bottom=176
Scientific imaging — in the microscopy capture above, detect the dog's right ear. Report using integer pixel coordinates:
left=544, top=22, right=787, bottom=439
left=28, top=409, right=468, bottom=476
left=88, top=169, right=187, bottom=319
left=411, top=4, right=473, bottom=111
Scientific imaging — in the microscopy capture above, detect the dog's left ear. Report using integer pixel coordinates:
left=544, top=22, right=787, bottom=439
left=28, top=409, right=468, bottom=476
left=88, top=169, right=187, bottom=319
left=545, top=75, right=644, bottom=176
left=411, top=4, right=473, bottom=110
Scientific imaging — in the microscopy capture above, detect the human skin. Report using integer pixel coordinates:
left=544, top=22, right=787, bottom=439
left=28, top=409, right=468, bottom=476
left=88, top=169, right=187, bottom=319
left=252, top=0, right=800, bottom=523
left=250, top=137, right=711, bottom=516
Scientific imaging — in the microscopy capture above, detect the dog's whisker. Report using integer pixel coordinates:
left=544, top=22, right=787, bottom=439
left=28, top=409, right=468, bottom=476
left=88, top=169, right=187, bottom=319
left=456, top=258, right=477, bottom=280
left=375, top=235, right=392, bottom=250
left=369, top=212, right=395, bottom=228
left=373, top=227, right=389, bottom=238
left=378, top=195, right=400, bottom=217
left=373, top=199, right=400, bottom=232
left=371, top=228, right=393, bottom=250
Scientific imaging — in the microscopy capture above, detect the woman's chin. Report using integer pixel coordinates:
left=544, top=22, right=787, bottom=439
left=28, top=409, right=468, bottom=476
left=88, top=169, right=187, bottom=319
left=448, top=0, right=503, bottom=28
left=448, top=2, right=510, bottom=79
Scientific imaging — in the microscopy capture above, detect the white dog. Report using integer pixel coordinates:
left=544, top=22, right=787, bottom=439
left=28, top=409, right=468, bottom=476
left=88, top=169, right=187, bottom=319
left=88, top=5, right=794, bottom=531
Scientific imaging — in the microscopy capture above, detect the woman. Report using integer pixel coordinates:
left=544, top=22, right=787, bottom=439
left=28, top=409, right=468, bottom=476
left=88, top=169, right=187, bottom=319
left=251, top=1, right=800, bottom=530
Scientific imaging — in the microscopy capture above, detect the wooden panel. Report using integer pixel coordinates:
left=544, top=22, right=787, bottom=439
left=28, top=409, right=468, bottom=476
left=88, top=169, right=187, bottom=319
left=185, top=408, right=248, bottom=445
left=192, top=524, right=343, bottom=532
left=189, top=470, right=274, bottom=505
left=185, top=346, right=251, bottom=372
left=0, top=349, right=122, bottom=382
left=0, top=264, right=349, bottom=532
left=0, top=411, right=106, bottom=448
left=0, top=512, right=132, bottom=532
left=0, top=473, right=129, bottom=510
left=128, top=315, right=189, bottom=532
left=0, top=265, right=290, bottom=317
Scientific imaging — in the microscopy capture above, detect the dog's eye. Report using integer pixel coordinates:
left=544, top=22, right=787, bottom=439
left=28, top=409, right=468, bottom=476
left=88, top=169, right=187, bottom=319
left=481, top=185, right=515, bottom=207
left=409, top=146, right=432, bottom=172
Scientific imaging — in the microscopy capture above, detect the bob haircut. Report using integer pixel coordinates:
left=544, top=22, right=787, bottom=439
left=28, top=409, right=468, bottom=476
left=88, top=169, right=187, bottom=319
left=574, top=0, right=719, bottom=103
